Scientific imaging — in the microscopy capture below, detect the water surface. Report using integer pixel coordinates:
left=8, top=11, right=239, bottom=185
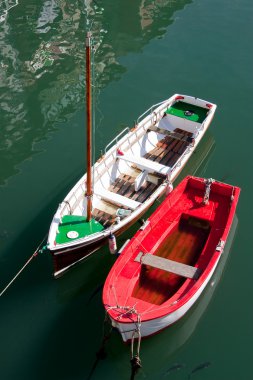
left=0, top=1, right=252, bottom=379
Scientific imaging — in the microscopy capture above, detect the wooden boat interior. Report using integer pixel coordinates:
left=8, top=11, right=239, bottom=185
left=132, top=215, right=211, bottom=305
left=121, top=178, right=233, bottom=306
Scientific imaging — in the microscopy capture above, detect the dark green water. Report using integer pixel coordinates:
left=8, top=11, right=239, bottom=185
left=0, top=1, right=252, bottom=379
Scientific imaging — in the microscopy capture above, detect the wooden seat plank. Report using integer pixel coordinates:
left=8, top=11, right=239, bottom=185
left=135, top=252, right=201, bottom=280
left=117, top=153, right=171, bottom=177
left=95, top=187, right=140, bottom=210
left=148, top=125, right=194, bottom=143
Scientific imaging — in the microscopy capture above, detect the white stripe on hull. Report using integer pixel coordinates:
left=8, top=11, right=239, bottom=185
left=111, top=255, right=221, bottom=342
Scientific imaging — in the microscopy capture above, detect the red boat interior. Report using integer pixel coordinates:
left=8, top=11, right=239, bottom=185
left=132, top=215, right=211, bottom=305
left=104, top=176, right=240, bottom=328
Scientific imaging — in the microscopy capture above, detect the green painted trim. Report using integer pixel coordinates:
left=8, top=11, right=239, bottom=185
left=166, top=101, right=207, bottom=123
left=56, top=215, right=104, bottom=244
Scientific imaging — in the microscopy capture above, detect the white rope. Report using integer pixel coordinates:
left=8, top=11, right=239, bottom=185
left=130, top=313, right=141, bottom=358
left=0, top=235, right=47, bottom=297
left=203, top=178, right=214, bottom=204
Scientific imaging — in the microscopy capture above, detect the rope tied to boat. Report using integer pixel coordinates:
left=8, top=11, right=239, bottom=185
left=86, top=311, right=113, bottom=380
left=106, top=303, right=142, bottom=378
left=203, top=178, right=215, bottom=205
left=0, top=235, right=47, bottom=297
left=97, top=312, right=113, bottom=359
left=152, top=111, right=158, bottom=125
left=230, top=186, right=235, bottom=205
left=130, top=313, right=142, bottom=380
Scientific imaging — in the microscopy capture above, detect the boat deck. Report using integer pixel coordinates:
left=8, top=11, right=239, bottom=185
left=93, top=128, right=193, bottom=226
left=132, top=217, right=210, bottom=305
left=166, top=101, right=208, bottom=123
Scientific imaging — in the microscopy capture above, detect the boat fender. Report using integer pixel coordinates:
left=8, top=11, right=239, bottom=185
left=115, top=216, right=120, bottom=224
left=166, top=181, right=173, bottom=196
left=108, top=232, right=117, bottom=254
left=117, top=149, right=124, bottom=156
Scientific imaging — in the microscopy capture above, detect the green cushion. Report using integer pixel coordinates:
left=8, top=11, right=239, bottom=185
left=56, top=215, right=104, bottom=244
left=166, top=101, right=208, bottom=123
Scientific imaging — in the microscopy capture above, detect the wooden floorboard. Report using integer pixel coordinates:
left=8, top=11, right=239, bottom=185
left=117, top=175, right=135, bottom=196
left=135, top=183, right=157, bottom=203
left=99, top=128, right=193, bottom=219
left=93, top=208, right=114, bottom=227
left=93, top=128, right=194, bottom=227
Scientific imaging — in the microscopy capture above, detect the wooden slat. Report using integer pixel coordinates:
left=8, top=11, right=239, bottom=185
left=135, top=252, right=202, bottom=280
left=148, top=125, right=194, bottom=142
left=160, top=151, right=177, bottom=166
left=109, top=175, right=125, bottom=192
left=108, top=172, right=160, bottom=204
left=93, top=208, right=114, bottom=227
left=135, top=183, right=157, bottom=203
left=118, top=175, right=135, bottom=196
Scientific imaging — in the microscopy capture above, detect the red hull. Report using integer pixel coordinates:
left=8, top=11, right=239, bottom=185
left=103, top=176, right=240, bottom=340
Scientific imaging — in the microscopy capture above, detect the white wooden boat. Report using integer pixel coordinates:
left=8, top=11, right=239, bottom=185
left=47, top=34, right=217, bottom=278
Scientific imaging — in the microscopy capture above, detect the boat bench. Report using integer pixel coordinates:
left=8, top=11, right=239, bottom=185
left=117, top=153, right=171, bottom=177
left=94, top=188, right=141, bottom=210
left=135, top=252, right=202, bottom=280
left=148, top=125, right=194, bottom=143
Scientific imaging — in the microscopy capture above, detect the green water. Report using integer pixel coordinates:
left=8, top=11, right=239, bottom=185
left=0, top=1, right=252, bottom=379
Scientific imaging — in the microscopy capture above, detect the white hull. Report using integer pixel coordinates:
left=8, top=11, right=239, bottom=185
left=110, top=254, right=221, bottom=342
left=47, top=94, right=217, bottom=266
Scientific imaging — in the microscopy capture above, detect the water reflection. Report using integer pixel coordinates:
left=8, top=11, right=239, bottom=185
left=0, top=0, right=18, bottom=23
left=0, top=0, right=192, bottom=185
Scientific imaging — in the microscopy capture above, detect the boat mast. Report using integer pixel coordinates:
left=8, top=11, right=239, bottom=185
left=86, top=31, right=92, bottom=221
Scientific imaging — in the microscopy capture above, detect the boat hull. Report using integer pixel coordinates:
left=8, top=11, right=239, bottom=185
left=103, top=176, right=240, bottom=342
left=47, top=94, right=217, bottom=276
left=51, top=205, right=149, bottom=278
left=110, top=251, right=221, bottom=342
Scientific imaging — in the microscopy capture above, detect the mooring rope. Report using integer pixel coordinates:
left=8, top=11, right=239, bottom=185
left=0, top=235, right=47, bottom=297
left=86, top=311, right=113, bottom=380
left=105, top=303, right=142, bottom=380
left=130, top=313, right=142, bottom=380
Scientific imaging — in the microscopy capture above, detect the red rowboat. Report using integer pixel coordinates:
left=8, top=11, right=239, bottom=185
left=103, top=176, right=240, bottom=342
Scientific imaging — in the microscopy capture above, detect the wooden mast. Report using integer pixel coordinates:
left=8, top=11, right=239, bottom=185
left=86, top=31, right=92, bottom=221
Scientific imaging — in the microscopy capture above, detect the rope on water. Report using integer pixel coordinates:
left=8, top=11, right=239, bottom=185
left=105, top=303, right=142, bottom=380
left=97, top=312, right=113, bottom=359
left=86, top=312, right=113, bottom=380
left=0, top=235, right=47, bottom=297
left=130, top=313, right=142, bottom=380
